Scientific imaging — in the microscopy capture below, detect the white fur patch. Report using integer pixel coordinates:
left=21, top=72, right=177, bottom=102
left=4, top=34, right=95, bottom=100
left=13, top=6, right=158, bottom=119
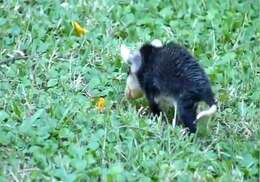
left=151, top=39, right=163, bottom=47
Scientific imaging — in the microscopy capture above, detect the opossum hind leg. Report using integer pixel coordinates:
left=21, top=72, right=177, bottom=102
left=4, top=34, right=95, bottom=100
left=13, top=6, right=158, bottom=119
left=178, top=99, right=198, bottom=133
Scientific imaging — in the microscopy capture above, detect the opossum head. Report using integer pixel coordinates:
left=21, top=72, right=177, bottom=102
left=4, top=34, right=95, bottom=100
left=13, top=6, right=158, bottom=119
left=120, top=44, right=143, bottom=99
left=120, top=39, right=163, bottom=99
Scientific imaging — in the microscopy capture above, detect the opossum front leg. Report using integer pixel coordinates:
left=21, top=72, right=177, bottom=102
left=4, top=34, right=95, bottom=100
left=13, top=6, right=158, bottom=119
left=147, top=94, right=161, bottom=116
left=172, top=101, right=177, bottom=127
left=149, top=100, right=161, bottom=116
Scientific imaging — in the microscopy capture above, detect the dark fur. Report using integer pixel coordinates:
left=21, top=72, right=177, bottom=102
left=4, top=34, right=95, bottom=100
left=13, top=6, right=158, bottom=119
left=135, top=42, right=216, bottom=133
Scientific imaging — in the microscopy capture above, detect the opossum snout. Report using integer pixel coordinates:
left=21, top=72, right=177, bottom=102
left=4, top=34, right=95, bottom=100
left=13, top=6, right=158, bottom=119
left=125, top=86, right=143, bottom=99
left=125, top=73, right=143, bottom=100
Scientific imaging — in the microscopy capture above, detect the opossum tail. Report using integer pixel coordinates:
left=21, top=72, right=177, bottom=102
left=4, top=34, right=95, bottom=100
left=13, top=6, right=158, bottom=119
left=196, top=104, right=217, bottom=120
left=196, top=91, right=217, bottom=120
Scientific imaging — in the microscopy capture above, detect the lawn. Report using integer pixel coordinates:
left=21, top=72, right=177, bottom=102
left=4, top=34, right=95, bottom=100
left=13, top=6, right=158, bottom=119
left=0, top=0, right=259, bottom=181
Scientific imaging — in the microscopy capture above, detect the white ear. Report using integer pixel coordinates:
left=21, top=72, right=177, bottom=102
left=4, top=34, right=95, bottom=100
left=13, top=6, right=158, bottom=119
left=151, top=39, right=163, bottom=47
left=120, top=44, right=131, bottom=63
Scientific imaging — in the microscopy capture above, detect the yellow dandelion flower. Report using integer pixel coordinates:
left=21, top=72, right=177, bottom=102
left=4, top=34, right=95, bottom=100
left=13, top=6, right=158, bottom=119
left=96, top=97, right=106, bottom=112
left=72, top=21, right=87, bottom=37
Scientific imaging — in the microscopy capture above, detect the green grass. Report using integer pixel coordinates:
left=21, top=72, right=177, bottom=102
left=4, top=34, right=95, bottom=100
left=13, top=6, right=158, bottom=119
left=0, top=0, right=260, bottom=181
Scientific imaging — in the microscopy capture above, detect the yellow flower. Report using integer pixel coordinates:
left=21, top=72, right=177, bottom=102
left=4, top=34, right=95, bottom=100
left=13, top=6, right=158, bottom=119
left=72, top=21, right=87, bottom=37
left=96, top=97, right=106, bottom=112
